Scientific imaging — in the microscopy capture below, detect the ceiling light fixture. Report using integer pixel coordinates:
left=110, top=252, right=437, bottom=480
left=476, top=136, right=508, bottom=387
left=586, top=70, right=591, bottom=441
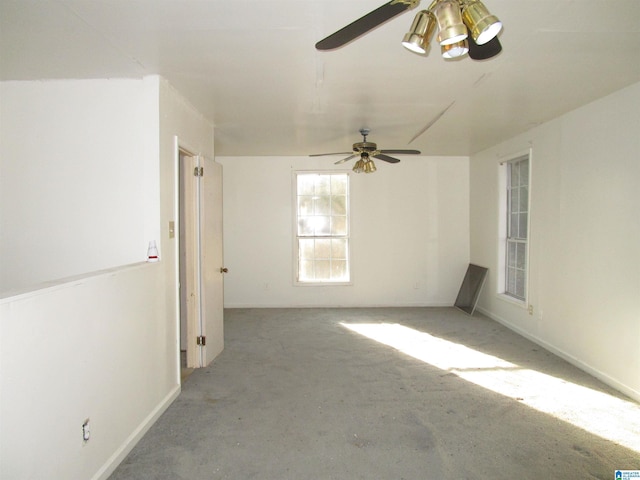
left=353, top=153, right=377, bottom=174
left=402, top=0, right=502, bottom=60
left=401, top=10, right=437, bottom=54
left=363, top=159, right=377, bottom=173
left=441, top=38, right=469, bottom=58
left=461, top=0, right=502, bottom=45
left=433, top=0, right=467, bottom=45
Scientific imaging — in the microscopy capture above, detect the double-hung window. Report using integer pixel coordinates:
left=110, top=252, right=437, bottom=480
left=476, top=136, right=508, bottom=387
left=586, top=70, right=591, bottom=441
left=504, top=154, right=530, bottom=301
left=295, top=172, right=350, bottom=284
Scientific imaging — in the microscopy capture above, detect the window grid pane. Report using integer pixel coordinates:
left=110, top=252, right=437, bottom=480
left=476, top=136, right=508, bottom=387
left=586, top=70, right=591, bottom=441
left=296, top=173, right=350, bottom=283
left=297, top=239, right=350, bottom=282
left=505, top=157, right=529, bottom=300
left=331, top=195, right=347, bottom=215
left=330, top=216, right=347, bottom=236
left=298, top=196, right=314, bottom=216
left=315, top=196, right=331, bottom=215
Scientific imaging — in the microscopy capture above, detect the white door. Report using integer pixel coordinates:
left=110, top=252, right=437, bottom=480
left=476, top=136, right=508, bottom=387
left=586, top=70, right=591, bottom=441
left=199, top=157, right=225, bottom=365
left=182, top=155, right=224, bottom=368
left=181, top=154, right=200, bottom=368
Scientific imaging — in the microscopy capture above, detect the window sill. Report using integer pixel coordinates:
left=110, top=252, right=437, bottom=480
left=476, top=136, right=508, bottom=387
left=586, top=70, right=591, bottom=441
left=295, top=281, right=353, bottom=287
left=497, top=293, right=527, bottom=308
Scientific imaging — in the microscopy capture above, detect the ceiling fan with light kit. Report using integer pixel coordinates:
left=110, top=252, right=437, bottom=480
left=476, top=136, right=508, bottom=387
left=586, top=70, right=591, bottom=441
left=315, top=0, right=503, bottom=60
left=310, top=129, right=421, bottom=174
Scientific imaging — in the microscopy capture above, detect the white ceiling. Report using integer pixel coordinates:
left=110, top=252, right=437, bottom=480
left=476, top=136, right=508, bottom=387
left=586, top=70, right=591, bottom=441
left=1, top=0, right=639, bottom=156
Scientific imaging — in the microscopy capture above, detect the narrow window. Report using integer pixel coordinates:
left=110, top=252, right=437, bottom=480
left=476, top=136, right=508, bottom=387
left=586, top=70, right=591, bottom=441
left=295, top=172, right=350, bottom=284
left=504, top=155, right=529, bottom=301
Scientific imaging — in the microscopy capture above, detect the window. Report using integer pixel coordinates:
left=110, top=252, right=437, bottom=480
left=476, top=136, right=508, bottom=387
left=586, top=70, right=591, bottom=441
left=295, top=172, right=350, bottom=284
left=504, top=154, right=529, bottom=301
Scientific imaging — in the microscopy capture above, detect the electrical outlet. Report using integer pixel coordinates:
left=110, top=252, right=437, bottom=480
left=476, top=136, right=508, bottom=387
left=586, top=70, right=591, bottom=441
left=82, top=419, right=90, bottom=443
left=528, top=305, right=534, bottom=315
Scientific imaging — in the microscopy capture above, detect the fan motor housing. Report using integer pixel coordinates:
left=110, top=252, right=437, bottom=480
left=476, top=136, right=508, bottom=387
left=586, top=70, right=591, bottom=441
left=353, top=141, right=377, bottom=153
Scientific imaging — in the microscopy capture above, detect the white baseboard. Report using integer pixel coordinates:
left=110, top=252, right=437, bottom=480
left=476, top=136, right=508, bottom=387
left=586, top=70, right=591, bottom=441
left=92, top=385, right=181, bottom=480
left=476, top=306, right=640, bottom=404
left=223, top=302, right=454, bottom=309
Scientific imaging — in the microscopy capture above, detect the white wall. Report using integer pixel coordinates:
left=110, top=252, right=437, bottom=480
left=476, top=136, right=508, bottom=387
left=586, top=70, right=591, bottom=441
left=0, top=264, right=178, bottom=480
left=469, top=81, right=640, bottom=402
left=218, top=155, right=469, bottom=307
left=0, top=76, right=217, bottom=479
left=0, top=79, right=156, bottom=292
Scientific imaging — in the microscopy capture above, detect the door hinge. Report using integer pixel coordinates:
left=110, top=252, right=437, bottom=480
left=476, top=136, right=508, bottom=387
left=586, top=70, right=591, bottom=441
left=197, top=335, right=206, bottom=346
left=194, top=167, right=204, bottom=177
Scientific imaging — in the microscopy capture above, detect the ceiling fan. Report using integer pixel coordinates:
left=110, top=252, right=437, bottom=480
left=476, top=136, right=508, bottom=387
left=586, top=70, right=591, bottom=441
left=310, top=129, right=420, bottom=173
left=315, top=0, right=502, bottom=61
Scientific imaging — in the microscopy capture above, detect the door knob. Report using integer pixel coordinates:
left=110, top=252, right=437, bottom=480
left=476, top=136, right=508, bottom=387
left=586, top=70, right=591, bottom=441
left=220, top=267, right=228, bottom=273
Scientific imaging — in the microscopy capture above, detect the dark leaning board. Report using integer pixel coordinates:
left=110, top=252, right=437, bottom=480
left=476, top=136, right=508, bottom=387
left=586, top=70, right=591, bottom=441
left=454, top=264, right=489, bottom=316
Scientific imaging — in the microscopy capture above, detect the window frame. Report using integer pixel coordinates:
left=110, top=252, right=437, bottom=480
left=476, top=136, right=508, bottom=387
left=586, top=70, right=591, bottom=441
left=497, top=150, right=531, bottom=305
left=292, top=171, right=352, bottom=286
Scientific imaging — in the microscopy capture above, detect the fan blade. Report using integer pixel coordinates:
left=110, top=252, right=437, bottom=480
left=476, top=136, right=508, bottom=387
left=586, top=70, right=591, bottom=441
left=380, top=149, right=421, bottom=154
left=315, top=1, right=416, bottom=51
left=309, top=152, right=353, bottom=157
left=468, top=35, right=502, bottom=60
left=373, top=153, right=401, bottom=163
left=335, top=154, right=357, bottom=165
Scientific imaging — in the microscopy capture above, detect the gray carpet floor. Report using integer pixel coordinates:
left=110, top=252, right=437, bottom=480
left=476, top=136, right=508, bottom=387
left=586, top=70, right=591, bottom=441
left=109, top=307, right=639, bottom=479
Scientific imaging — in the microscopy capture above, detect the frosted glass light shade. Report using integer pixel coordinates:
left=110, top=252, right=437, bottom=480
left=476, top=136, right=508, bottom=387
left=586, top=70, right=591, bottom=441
left=442, top=38, right=469, bottom=58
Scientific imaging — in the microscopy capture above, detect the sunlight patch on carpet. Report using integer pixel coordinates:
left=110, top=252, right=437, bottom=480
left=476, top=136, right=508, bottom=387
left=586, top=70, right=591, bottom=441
left=341, top=322, right=640, bottom=453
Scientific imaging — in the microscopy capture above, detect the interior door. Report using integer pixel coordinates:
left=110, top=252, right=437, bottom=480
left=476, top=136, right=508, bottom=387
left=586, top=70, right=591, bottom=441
left=181, top=154, right=200, bottom=368
left=199, top=157, right=225, bottom=365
